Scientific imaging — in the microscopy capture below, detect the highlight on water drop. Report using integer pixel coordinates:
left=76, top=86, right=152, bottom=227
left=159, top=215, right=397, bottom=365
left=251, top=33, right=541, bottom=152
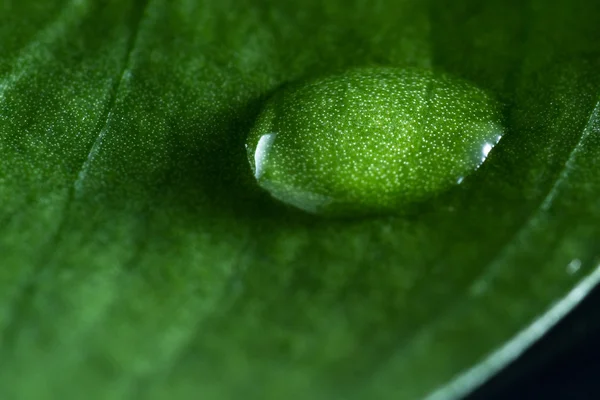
left=246, top=67, right=504, bottom=216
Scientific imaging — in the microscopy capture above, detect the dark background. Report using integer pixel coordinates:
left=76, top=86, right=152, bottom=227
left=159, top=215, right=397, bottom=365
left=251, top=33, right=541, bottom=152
left=471, top=284, right=600, bottom=399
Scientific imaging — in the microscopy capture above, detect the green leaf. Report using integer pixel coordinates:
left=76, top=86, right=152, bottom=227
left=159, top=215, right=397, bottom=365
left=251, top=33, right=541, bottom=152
left=0, top=0, right=599, bottom=399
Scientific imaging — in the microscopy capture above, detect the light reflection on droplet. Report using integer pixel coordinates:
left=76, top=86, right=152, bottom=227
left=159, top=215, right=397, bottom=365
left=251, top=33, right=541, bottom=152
left=254, top=133, right=277, bottom=179
left=481, top=142, right=493, bottom=162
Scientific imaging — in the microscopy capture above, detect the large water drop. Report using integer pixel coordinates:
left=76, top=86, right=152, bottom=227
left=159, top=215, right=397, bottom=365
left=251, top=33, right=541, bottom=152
left=246, top=67, right=504, bottom=216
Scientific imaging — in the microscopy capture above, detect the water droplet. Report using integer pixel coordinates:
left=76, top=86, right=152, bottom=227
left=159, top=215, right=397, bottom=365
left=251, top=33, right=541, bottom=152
left=246, top=67, right=504, bottom=216
left=567, top=259, right=582, bottom=275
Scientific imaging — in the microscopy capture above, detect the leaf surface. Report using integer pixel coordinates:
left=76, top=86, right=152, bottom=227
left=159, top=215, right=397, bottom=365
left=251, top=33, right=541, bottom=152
left=1, top=0, right=599, bottom=399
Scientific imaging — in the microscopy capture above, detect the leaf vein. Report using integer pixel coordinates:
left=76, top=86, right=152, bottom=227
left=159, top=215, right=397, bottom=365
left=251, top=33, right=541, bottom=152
left=73, top=0, right=151, bottom=194
left=470, top=96, right=600, bottom=293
